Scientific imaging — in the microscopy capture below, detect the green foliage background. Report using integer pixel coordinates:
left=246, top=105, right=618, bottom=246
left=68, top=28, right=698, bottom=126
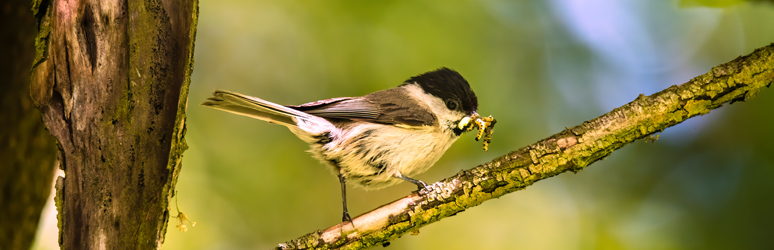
left=32, top=0, right=774, bottom=249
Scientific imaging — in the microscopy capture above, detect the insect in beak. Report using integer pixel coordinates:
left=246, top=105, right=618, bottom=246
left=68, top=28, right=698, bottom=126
left=458, top=116, right=473, bottom=130
left=457, top=111, right=479, bottom=130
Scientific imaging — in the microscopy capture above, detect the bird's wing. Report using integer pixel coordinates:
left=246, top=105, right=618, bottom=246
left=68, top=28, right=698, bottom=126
left=288, top=88, right=437, bottom=127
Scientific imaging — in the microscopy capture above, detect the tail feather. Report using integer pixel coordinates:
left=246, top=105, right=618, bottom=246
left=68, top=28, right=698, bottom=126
left=202, top=90, right=309, bottom=127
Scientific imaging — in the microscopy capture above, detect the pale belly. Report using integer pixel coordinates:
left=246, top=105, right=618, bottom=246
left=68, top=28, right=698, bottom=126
left=305, top=122, right=459, bottom=190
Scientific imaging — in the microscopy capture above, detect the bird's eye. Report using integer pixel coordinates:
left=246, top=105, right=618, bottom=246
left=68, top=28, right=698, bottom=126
left=446, top=100, right=458, bottom=110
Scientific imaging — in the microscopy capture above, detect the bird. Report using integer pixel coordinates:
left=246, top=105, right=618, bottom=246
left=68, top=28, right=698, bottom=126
left=203, top=67, right=479, bottom=222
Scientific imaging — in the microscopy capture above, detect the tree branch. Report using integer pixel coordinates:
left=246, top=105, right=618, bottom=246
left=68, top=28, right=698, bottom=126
left=277, top=43, right=774, bottom=250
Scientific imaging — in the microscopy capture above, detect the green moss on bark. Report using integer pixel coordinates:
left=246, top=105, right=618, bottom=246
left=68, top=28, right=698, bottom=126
left=29, top=0, right=199, bottom=249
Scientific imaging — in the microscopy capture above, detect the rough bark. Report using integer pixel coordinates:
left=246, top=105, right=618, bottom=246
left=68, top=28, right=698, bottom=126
left=278, top=44, right=774, bottom=249
left=28, top=0, right=198, bottom=249
left=0, top=1, right=58, bottom=249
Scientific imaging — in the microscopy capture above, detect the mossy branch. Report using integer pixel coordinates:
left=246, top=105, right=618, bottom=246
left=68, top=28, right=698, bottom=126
left=277, top=43, right=774, bottom=250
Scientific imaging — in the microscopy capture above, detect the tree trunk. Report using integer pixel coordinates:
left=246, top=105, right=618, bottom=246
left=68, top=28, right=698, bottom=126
left=29, top=0, right=198, bottom=249
left=0, top=1, right=57, bottom=249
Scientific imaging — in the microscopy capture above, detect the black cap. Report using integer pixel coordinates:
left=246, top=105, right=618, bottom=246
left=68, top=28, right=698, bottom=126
left=404, top=67, right=478, bottom=114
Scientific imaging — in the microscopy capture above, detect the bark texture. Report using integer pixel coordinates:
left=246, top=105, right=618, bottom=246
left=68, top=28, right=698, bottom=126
left=29, top=0, right=198, bottom=249
left=279, top=44, right=774, bottom=249
left=0, top=1, right=57, bottom=249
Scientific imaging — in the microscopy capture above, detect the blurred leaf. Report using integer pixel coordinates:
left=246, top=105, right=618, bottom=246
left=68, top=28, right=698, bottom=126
left=679, top=0, right=772, bottom=7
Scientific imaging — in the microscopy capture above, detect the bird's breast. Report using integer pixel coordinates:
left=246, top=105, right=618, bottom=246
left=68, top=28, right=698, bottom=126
left=318, top=122, right=459, bottom=189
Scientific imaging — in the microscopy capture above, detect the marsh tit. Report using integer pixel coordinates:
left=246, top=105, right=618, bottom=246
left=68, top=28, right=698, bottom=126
left=203, top=67, right=479, bottom=222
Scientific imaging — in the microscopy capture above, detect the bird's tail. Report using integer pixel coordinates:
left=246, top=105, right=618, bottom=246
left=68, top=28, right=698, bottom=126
left=202, top=90, right=312, bottom=127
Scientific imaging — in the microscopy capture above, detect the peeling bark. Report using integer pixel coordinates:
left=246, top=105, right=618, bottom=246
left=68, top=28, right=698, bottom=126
left=29, top=0, right=198, bottom=249
left=278, top=44, right=774, bottom=249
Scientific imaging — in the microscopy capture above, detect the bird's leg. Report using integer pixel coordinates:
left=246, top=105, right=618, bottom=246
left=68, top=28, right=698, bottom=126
left=338, top=173, right=353, bottom=223
left=395, top=172, right=427, bottom=190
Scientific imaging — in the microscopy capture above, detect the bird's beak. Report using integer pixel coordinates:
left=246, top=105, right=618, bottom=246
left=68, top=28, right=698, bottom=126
left=457, top=111, right=478, bottom=130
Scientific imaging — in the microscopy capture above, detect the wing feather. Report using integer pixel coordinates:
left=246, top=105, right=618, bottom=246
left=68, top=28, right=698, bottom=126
left=288, top=88, right=436, bottom=127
